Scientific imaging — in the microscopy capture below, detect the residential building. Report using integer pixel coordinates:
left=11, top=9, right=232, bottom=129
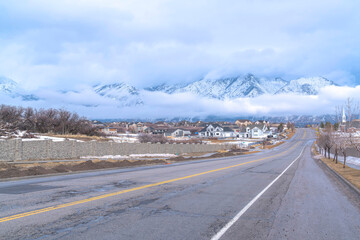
left=198, top=124, right=236, bottom=138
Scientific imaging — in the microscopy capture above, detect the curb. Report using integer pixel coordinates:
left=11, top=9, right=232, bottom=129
left=314, top=155, right=360, bottom=197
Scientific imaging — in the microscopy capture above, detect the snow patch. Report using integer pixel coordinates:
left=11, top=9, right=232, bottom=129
left=81, top=153, right=177, bottom=159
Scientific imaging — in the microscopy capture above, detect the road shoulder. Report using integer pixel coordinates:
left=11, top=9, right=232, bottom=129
left=311, top=144, right=360, bottom=196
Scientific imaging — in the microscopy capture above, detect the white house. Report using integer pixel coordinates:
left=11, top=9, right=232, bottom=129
left=164, top=129, right=191, bottom=137
left=198, top=124, right=236, bottom=138
left=238, top=124, right=268, bottom=139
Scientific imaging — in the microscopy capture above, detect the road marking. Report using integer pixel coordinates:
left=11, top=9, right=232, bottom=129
left=210, top=144, right=307, bottom=240
left=0, top=132, right=305, bottom=223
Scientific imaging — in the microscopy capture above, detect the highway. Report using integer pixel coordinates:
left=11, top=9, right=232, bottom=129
left=1, top=128, right=360, bottom=239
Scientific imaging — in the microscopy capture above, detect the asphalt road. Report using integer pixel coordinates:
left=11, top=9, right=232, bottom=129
left=1, top=128, right=360, bottom=240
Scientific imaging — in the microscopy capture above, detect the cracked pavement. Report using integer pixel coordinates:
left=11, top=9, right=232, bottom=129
left=0, top=128, right=360, bottom=240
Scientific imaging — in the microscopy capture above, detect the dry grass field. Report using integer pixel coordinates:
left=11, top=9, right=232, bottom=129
left=45, top=134, right=109, bottom=141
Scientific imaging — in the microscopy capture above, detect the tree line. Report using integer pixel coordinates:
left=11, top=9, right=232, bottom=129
left=0, top=104, right=100, bottom=136
left=317, top=98, right=360, bottom=168
left=317, top=125, right=349, bottom=167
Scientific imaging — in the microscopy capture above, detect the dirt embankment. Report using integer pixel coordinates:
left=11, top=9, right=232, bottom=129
left=0, top=148, right=253, bottom=179
left=0, top=159, right=167, bottom=179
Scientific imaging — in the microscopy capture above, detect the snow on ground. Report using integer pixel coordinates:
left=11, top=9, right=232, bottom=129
left=21, top=135, right=84, bottom=142
left=183, top=152, right=218, bottom=159
left=117, top=133, right=138, bottom=137
left=315, top=145, right=360, bottom=170
left=204, top=140, right=263, bottom=147
left=108, top=135, right=139, bottom=143
left=81, top=153, right=177, bottom=160
left=328, top=153, right=360, bottom=170
left=22, top=135, right=65, bottom=142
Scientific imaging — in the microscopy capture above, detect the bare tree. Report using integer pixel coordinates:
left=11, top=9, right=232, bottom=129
left=58, top=109, right=71, bottom=134
left=317, top=133, right=326, bottom=156
left=0, top=104, right=101, bottom=136
left=338, top=134, right=350, bottom=168
left=335, top=105, right=342, bottom=125
left=286, top=121, right=295, bottom=132
left=349, top=133, right=360, bottom=167
left=22, top=107, right=36, bottom=131
left=0, top=105, right=23, bottom=129
left=324, top=124, right=335, bottom=158
left=138, top=133, right=168, bottom=144
left=332, top=134, right=340, bottom=164
left=345, top=97, right=359, bottom=129
left=138, top=133, right=153, bottom=143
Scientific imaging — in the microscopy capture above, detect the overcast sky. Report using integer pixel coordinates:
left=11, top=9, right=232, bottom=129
left=1, top=0, right=360, bottom=89
left=1, top=0, right=360, bottom=118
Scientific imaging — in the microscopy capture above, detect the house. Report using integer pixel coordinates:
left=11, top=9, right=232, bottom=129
left=254, top=120, right=269, bottom=126
left=235, top=119, right=252, bottom=127
left=99, top=127, right=119, bottom=135
left=348, top=119, right=360, bottom=129
left=251, top=125, right=267, bottom=138
left=144, top=125, right=172, bottom=135
left=198, top=124, right=236, bottom=138
left=164, top=129, right=192, bottom=137
left=269, top=123, right=281, bottom=133
left=238, top=124, right=269, bottom=139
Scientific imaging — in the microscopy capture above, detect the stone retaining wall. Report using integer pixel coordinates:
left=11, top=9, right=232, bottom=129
left=0, top=139, right=230, bottom=162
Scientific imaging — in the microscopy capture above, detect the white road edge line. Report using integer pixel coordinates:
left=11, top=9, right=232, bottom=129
left=211, top=143, right=307, bottom=240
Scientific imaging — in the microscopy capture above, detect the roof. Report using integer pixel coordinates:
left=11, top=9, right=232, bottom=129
left=236, top=119, right=252, bottom=122
left=222, top=127, right=234, bottom=132
left=238, top=124, right=266, bottom=132
left=255, top=120, right=269, bottom=125
left=249, top=123, right=266, bottom=129
left=199, top=124, right=222, bottom=132
left=164, top=129, right=177, bottom=134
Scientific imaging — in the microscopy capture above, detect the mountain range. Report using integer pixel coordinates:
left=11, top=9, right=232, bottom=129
left=145, top=74, right=334, bottom=99
left=1, top=74, right=335, bottom=106
left=0, top=77, right=39, bottom=101
left=94, top=74, right=335, bottom=104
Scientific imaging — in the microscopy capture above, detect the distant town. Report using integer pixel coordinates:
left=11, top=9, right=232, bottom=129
left=94, top=119, right=294, bottom=146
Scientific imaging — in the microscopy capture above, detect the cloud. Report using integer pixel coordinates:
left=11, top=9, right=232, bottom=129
left=0, top=0, right=359, bottom=91
left=132, top=85, right=360, bottom=119
left=4, top=85, right=358, bottom=120
left=1, top=1, right=360, bottom=119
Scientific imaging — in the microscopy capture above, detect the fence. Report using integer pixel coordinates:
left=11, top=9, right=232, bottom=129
left=0, top=139, right=230, bottom=162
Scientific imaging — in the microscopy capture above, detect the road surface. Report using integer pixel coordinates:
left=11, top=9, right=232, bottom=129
left=1, top=128, right=360, bottom=239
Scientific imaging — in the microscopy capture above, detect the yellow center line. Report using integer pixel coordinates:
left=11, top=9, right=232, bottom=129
left=0, top=131, right=306, bottom=223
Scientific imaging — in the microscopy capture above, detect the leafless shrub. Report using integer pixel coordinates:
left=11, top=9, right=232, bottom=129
left=138, top=133, right=168, bottom=143
left=138, top=133, right=153, bottom=143
left=0, top=104, right=101, bottom=136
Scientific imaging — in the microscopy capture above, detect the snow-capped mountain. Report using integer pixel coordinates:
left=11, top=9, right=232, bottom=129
left=1, top=74, right=336, bottom=106
left=94, top=74, right=335, bottom=105
left=147, top=74, right=288, bottom=99
left=275, top=77, right=335, bottom=95
left=145, top=82, right=187, bottom=93
left=0, top=77, right=39, bottom=101
left=0, top=77, right=17, bottom=94
left=146, top=74, right=333, bottom=99
left=94, top=83, right=143, bottom=106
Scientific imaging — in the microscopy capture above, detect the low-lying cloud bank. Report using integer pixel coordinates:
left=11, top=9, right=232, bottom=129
left=3, top=85, right=358, bottom=120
